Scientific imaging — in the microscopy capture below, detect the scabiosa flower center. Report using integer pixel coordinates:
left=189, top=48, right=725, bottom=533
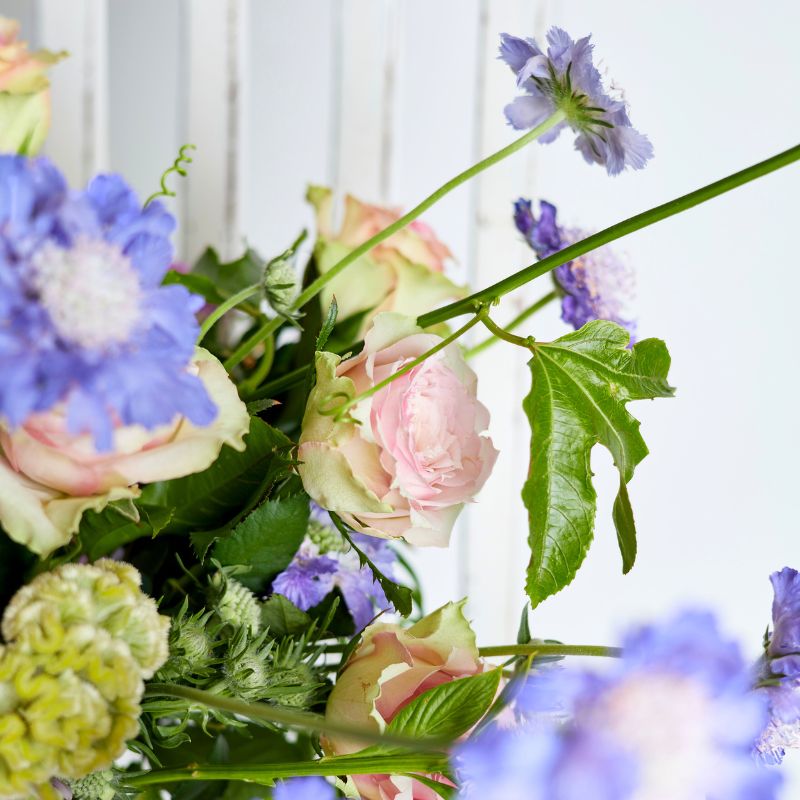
left=595, top=673, right=714, bottom=799
left=30, top=236, right=142, bottom=350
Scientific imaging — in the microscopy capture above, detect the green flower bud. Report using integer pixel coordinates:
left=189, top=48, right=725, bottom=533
left=67, top=769, right=117, bottom=800
left=2, top=559, right=170, bottom=679
left=307, top=520, right=345, bottom=554
left=263, top=254, right=299, bottom=315
left=219, top=630, right=273, bottom=701
left=210, top=573, right=261, bottom=636
left=157, top=601, right=217, bottom=684
left=266, top=663, right=319, bottom=710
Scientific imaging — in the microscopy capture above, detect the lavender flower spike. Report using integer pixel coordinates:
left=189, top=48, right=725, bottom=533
left=500, top=29, right=653, bottom=175
left=514, top=198, right=637, bottom=338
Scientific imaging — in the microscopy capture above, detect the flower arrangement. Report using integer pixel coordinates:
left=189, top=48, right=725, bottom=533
left=0, top=16, right=798, bottom=800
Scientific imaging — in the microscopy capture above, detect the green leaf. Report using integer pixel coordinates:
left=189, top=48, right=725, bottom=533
left=163, top=270, right=227, bottom=306
left=315, top=297, right=338, bottom=351
left=261, top=595, right=313, bottom=637
left=193, top=247, right=264, bottom=296
left=141, top=418, right=293, bottom=536
left=212, top=494, right=310, bottom=591
left=387, top=668, right=501, bottom=741
left=78, top=504, right=173, bottom=561
left=400, top=774, right=455, bottom=799
left=523, top=321, right=674, bottom=608
left=329, top=512, right=413, bottom=617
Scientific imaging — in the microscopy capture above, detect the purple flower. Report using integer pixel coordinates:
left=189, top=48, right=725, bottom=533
left=0, top=155, right=215, bottom=449
left=754, top=568, right=800, bottom=764
left=272, top=504, right=396, bottom=630
left=457, top=611, right=780, bottom=800
left=514, top=198, right=636, bottom=337
left=273, top=777, right=334, bottom=800
left=499, top=29, right=653, bottom=175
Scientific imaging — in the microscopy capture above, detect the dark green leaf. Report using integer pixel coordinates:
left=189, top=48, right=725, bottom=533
left=315, top=297, right=338, bottom=351
left=612, top=477, right=637, bottom=574
left=516, top=604, right=531, bottom=645
left=0, top=533, right=35, bottom=608
left=523, top=321, right=674, bottom=608
left=141, top=418, right=293, bottom=535
left=261, top=594, right=313, bottom=637
left=212, top=494, right=310, bottom=591
left=78, top=504, right=171, bottom=561
left=387, top=668, right=501, bottom=741
left=329, top=512, right=413, bottom=617
left=400, top=774, right=455, bottom=799
left=193, top=247, right=264, bottom=295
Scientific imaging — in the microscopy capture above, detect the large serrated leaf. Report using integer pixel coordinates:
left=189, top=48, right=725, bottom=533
left=212, top=494, right=310, bottom=591
left=523, top=321, right=674, bottom=608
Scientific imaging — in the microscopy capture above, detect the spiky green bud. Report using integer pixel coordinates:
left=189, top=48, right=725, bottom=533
left=157, top=600, right=217, bottom=684
left=219, top=629, right=273, bottom=701
left=2, top=559, right=170, bottom=678
left=67, top=769, right=117, bottom=800
left=210, top=573, right=261, bottom=636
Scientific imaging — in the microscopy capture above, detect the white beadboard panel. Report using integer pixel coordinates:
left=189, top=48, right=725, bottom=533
left=183, top=0, right=247, bottom=263
left=242, top=0, right=337, bottom=259
left=107, top=1, right=185, bottom=220
left=36, top=0, right=108, bottom=187
left=455, top=0, right=553, bottom=643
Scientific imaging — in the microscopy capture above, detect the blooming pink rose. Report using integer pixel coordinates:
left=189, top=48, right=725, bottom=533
left=0, top=349, right=250, bottom=556
left=298, top=313, right=498, bottom=547
left=324, top=601, right=483, bottom=800
left=307, top=186, right=464, bottom=332
left=0, top=17, right=65, bottom=155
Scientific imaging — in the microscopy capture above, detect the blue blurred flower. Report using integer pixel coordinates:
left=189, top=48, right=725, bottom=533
left=272, top=504, right=396, bottom=630
left=754, top=567, right=800, bottom=764
left=456, top=611, right=780, bottom=800
left=0, top=155, right=215, bottom=449
left=499, top=28, right=652, bottom=175
left=514, top=198, right=636, bottom=337
left=273, top=777, right=334, bottom=800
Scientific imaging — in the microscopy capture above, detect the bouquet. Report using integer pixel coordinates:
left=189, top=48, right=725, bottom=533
left=0, top=16, right=798, bottom=800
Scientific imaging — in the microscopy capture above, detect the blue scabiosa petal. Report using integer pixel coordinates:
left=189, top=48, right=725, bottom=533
left=499, top=28, right=652, bottom=175
left=458, top=611, right=780, bottom=800
left=514, top=198, right=636, bottom=337
left=0, top=155, right=214, bottom=448
left=274, top=777, right=334, bottom=800
left=272, top=504, right=397, bottom=629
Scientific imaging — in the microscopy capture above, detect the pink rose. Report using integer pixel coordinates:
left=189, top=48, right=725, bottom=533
left=324, top=601, right=483, bottom=800
left=0, top=349, right=250, bottom=556
left=307, top=186, right=464, bottom=333
left=298, top=313, right=497, bottom=547
left=0, top=17, right=65, bottom=155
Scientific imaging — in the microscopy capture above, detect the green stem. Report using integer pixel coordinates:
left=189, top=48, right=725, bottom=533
left=124, top=753, right=448, bottom=788
left=238, top=334, right=276, bottom=395
left=324, top=308, right=486, bottom=422
left=224, top=315, right=282, bottom=371
left=198, top=283, right=262, bottom=342
left=144, top=683, right=449, bottom=752
left=224, top=112, right=566, bottom=372
left=466, top=290, right=557, bottom=358
left=478, top=644, right=622, bottom=658
left=477, top=313, right=533, bottom=351
left=419, top=143, right=800, bottom=327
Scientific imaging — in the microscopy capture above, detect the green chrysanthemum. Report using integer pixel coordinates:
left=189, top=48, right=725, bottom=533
left=2, top=559, right=170, bottom=678
left=67, top=769, right=117, bottom=800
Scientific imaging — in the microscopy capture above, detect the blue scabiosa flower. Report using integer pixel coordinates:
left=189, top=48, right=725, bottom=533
left=499, top=28, right=653, bottom=175
left=274, top=777, right=334, bottom=800
left=0, top=155, right=215, bottom=448
left=456, top=611, right=780, bottom=800
left=272, top=504, right=396, bottom=630
left=514, top=198, right=636, bottom=338
left=755, top=567, right=800, bottom=765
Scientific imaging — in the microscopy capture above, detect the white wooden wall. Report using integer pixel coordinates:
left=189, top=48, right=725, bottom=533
left=8, top=9, right=800, bottom=765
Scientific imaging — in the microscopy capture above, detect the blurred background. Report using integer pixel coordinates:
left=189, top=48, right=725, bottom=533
left=4, top=0, right=799, bottom=783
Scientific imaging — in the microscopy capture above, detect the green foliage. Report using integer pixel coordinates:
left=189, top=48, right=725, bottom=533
left=522, top=320, right=674, bottom=608
left=212, top=494, right=310, bottom=591
left=142, top=418, right=293, bottom=537
left=385, top=667, right=501, bottom=742
left=261, top=595, right=313, bottom=638
left=193, top=247, right=264, bottom=296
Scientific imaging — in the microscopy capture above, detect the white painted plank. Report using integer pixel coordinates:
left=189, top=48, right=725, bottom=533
left=183, top=0, right=247, bottom=262
left=106, top=1, right=185, bottom=216
left=36, top=0, right=108, bottom=187
left=243, top=0, right=337, bottom=259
